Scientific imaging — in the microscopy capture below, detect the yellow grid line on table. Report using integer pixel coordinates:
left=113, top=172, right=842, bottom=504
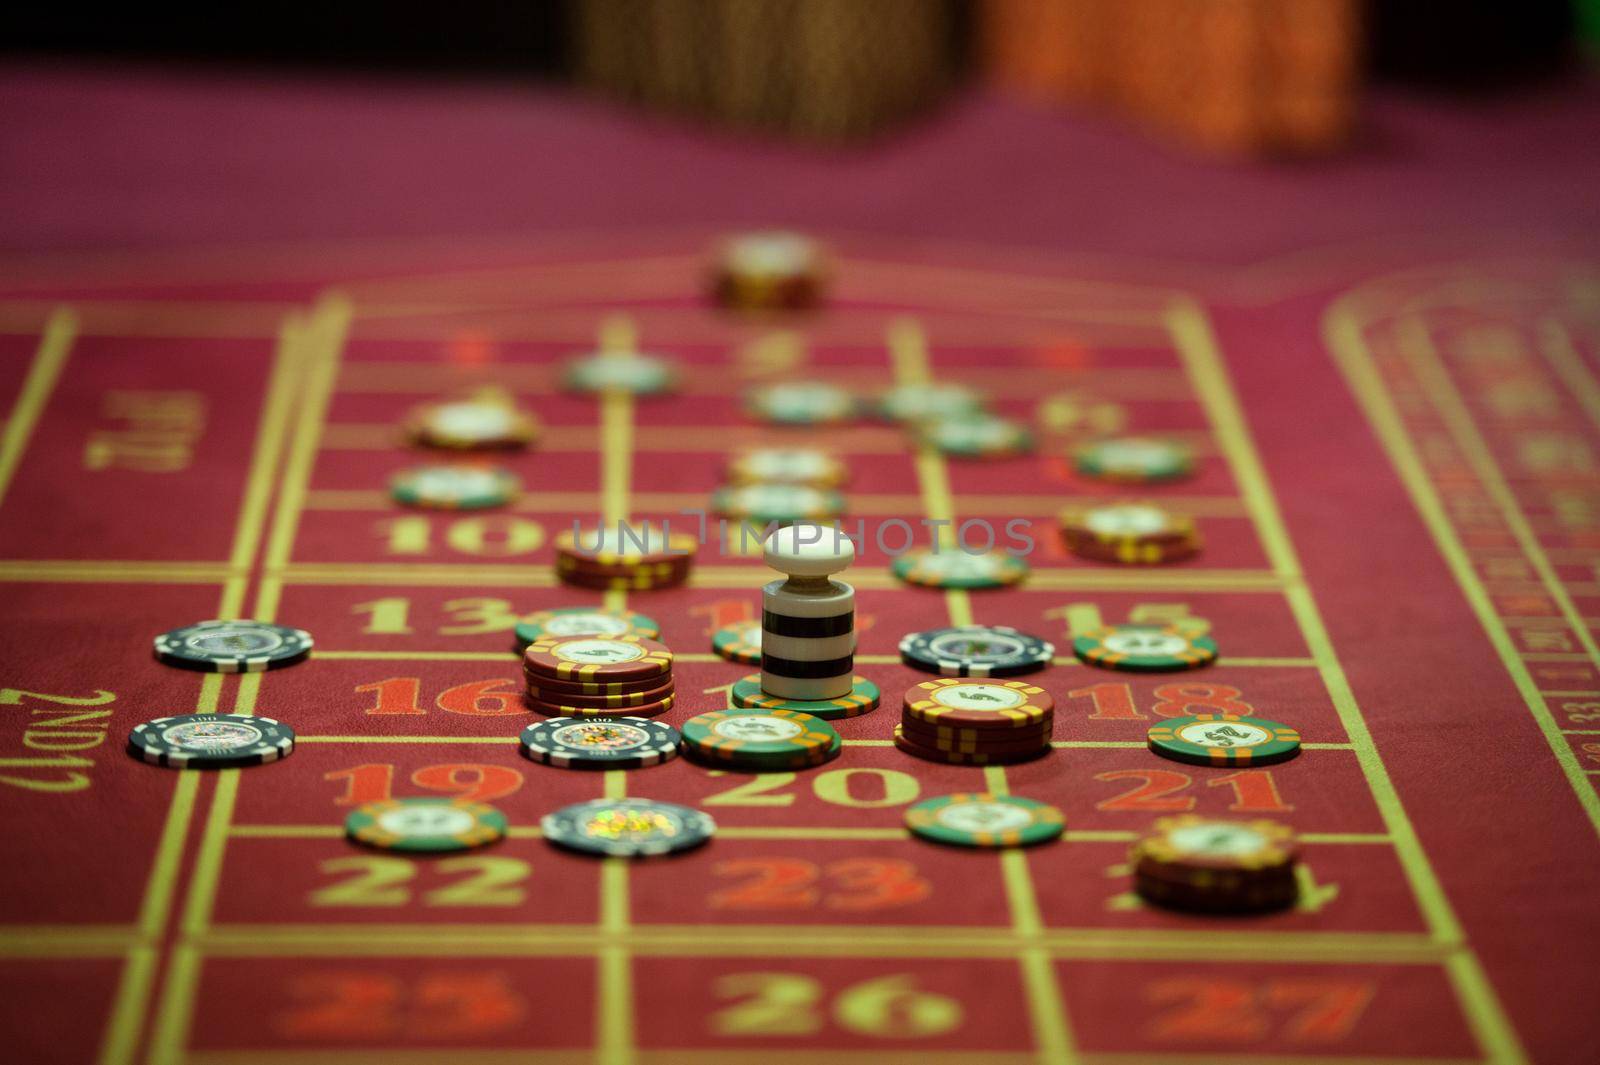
left=190, top=923, right=1458, bottom=965
left=143, top=294, right=351, bottom=1065
left=1169, top=297, right=1525, bottom=1064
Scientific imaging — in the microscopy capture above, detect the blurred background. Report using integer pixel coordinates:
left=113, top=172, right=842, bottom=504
left=2, top=1, right=1597, bottom=256
left=6, top=1, right=1595, bottom=149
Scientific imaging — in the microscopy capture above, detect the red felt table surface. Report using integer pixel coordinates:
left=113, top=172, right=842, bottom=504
left=1, top=64, right=1599, bottom=1065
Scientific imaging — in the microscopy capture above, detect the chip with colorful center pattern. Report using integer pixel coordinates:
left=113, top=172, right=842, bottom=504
left=518, top=717, right=680, bottom=769
left=153, top=620, right=312, bottom=673
left=899, top=625, right=1054, bottom=677
left=128, top=713, right=297, bottom=769
left=541, top=798, right=715, bottom=857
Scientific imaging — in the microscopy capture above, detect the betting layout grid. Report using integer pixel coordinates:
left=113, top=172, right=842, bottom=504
left=100, top=239, right=1510, bottom=1061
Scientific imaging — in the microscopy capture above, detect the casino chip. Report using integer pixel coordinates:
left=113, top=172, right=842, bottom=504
left=712, top=231, right=827, bottom=311
left=711, top=483, right=847, bottom=525
left=745, top=382, right=856, bottom=426
left=893, top=725, right=1050, bottom=765
left=541, top=798, right=716, bottom=857
left=905, top=793, right=1064, bottom=848
left=346, top=798, right=507, bottom=854
left=890, top=548, right=1030, bottom=590
left=1059, top=500, right=1200, bottom=565
left=554, top=527, right=696, bottom=591
left=727, top=447, right=847, bottom=488
left=1130, top=814, right=1301, bottom=913
left=899, top=625, right=1055, bottom=677
left=917, top=414, right=1034, bottom=459
left=1148, top=714, right=1301, bottom=767
left=712, top=620, right=762, bottom=665
left=128, top=713, right=296, bottom=769
left=877, top=382, right=985, bottom=423
left=523, top=634, right=674, bottom=683
left=390, top=463, right=519, bottom=510
left=528, top=674, right=674, bottom=706
left=153, top=620, right=313, bottom=674
left=902, top=677, right=1053, bottom=729
left=681, top=708, right=840, bottom=769
left=1073, top=624, right=1217, bottom=672
left=404, top=396, right=538, bottom=450
left=730, top=674, right=881, bottom=720
left=514, top=607, right=660, bottom=652
left=519, top=717, right=680, bottom=770
left=1074, top=437, right=1193, bottom=483
left=528, top=684, right=672, bottom=716
left=563, top=350, right=677, bottom=395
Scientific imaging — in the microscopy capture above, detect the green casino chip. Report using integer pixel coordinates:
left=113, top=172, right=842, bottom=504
left=128, top=713, right=296, bottom=769
left=541, top=798, right=715, bottom=857
left=898, top=625, right=1054, bottom=677
left=746, top=381, right=855, bottom=425
left=728, top=447, right=846, bottom=488
left=904, top=793, right=1065, bottom=848
left=1075, top=437, right=1193, bottom=483
left=918, top=414, right=1034, bottom=458
left=519, top=716, right=680, bottom=769
left=563, top=350, right=676, bottom=395
left=514, top=607, right=661, bottom=652
left=390, top=463, right=519, bottom=510
left=1148, top=715, right=1301, bottom=767
left=730, top=674, right=881, bottom=719
left=890, top=548, right=1030, bottom=590
left=711, top=482, right=846, bottom=525
left=345, top=798, right=507, bottom=853
left=681, top=708, right=839, bottom=766
left=154, top=620, right=312, bottom=673
left=711, top=620, right=762, bottom=665
left=878, top=382, right=985, bottom=423
left=1073, top=624, right=1217, bottom=672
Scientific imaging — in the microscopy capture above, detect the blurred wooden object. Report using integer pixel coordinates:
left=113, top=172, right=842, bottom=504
left=982, top=0, right=1362, bottom=156
left=572, top=0, right=963, bottom=141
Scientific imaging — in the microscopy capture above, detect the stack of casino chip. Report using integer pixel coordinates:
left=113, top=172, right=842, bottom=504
left=1130, top=815, right=1301, bottom=914
left=710, top=231, right=828, bottom=312
left=554, top=526, right=696, bottom=591
left=1059, top=500, right=1201, bottom=565
left=895, top=677, right=1054, bottom=765
left=522, top=633, right=676, bottom=718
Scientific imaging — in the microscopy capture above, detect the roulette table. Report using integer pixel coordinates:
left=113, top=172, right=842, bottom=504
left=1, top=65, right=1598, bottom=1065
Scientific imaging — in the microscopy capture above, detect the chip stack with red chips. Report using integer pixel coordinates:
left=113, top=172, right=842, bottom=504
left=893, top=677, right=1055, bottom=765
left=554, top=527, right=697, bottom=591
left=1129, top=814, right=1301, bottom=913
left=521, top=633, right=677, bottom=718
left=710, top=231, right=828, bottom=311
left=1059, top=500, right=1202, bottom=565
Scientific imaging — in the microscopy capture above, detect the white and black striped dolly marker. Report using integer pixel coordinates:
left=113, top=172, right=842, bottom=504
left=760, top=523, right=857, bottom=701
